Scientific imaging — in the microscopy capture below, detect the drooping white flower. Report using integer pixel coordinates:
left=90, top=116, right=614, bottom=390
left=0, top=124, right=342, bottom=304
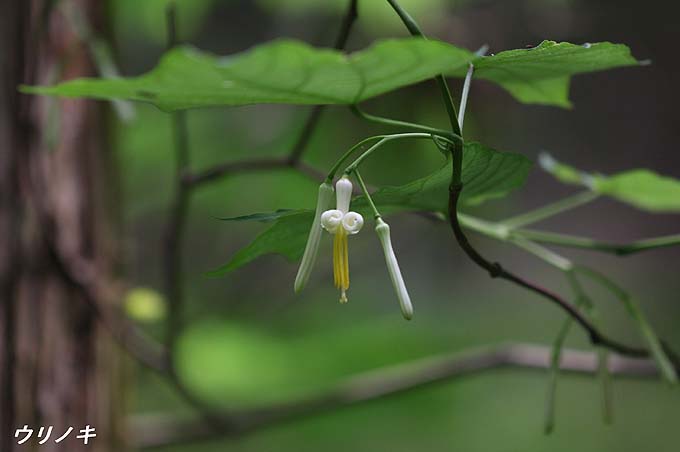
left=320, top=176, right=364, bottom=303
left=294, top=182, right=334, bottom=293
left=375, top=218, right=413, bottom=320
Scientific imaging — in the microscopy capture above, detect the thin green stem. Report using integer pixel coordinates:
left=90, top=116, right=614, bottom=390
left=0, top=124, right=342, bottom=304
left=458, top=213, right=573, bottom=271
left=544, top=307, right=574, bottom=434
left=514, top=229, right=680, bottom=256
left=502, top=191, right=599, bottom=229
left=385, top=0, right=461, bottom=137
left=326, top=135, right=387, bottom=181
left=350, top=105, right=461, bottom=141
left=457, top=213, right=508, bottom=240
left=545, top=271, right=611, bottom=434
left=575, top=266, right=678, bottom=384
left=597, top=348, right=613, bottom=425
left=510, top=236, right=573, bottom=272
left=342, top=133, right=451, bottom=175
left=353, top=170, right=381, bottom=219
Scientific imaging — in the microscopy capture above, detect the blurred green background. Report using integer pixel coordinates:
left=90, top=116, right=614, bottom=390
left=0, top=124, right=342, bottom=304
left=108, top=0, right=679, bottom=450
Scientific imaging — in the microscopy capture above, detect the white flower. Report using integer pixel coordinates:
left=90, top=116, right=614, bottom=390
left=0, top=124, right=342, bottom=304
left=294, top=182, right=334, bottom=293
left=320, top=176, right=364, bottom=303
left=375, top=218, right=413, bottom=320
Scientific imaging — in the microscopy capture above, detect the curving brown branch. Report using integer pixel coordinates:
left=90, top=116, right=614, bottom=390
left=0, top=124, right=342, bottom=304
left=448, top=186, right=658, bottom=360
left=384, top=0, right=680, bottom=374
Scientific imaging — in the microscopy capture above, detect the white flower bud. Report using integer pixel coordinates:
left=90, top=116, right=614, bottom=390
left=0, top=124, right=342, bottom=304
left=335, top=176, right=353, bottom=214
left=342, top=211, right=364, bottom=235
left=294, top=182, right=334, bottom=293
left=320, top=209, right=344, bottom=234
left=375, top=218, right=413, bottom=320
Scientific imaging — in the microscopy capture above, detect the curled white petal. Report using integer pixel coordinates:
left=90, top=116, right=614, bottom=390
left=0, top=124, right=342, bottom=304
left=342, top=211, right=364, bottom=235
left=320, top=209, right=343, bottom=233
left=375, top=218, right=413, bottom=320
left=294, top=182, right=334, bottom=293
left=335, top=176, right=353, bottom=213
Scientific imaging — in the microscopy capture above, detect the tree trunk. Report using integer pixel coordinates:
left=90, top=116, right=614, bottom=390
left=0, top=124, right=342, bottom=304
left=0, top=1, right=123, bottom=451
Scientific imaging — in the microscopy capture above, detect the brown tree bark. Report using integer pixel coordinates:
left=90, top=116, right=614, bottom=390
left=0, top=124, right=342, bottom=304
left=0, top=1, right=123, bottom=451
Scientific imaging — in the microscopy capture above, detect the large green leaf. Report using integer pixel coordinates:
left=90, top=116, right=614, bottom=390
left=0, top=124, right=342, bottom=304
left=540, top=153, right=680, bottom=212
left=465, top=41, right=640, bottom=108
left=366, top=142, right=532, bottom=212
left=211, top=142, right=530, bottom=275
left=22, top=38, right=639, bottom=109
left=23, top=38, right=472, bottom=111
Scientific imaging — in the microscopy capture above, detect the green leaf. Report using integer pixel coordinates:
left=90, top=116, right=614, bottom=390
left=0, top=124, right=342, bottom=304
left=210, top=143, right=530, bottom=276
left=21, top=38, right=639, bottom=109
left=22, top=38, right=472, bottom=111
left=464, top=41, right=640, bottom=108
left=596, top=171, right=680, bottom=212
left=206, top=210, right=313, bottom=277
left=366, top=142, right=532, bottom=212
left=218, top=209, right=298, bottom=222
left=540, top=153, right=680, bottom=212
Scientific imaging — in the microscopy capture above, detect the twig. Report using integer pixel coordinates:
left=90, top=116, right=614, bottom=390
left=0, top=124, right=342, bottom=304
left=501, top=191, right=599, bottom=228
left=513, top=229, right=680, bottom=256
left=383, top=0, right=680, bottom=372
left=448, top=186, right=678, bottom=368
left=129, top=342, right=657, bottom=449
left=162, top=3, right=190, bottom=360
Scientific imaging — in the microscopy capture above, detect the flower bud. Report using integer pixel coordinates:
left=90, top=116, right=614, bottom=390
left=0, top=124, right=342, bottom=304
left=335, top=176, right=353, bottom=214
left=294, top=182, right=334, bottom=293
left=375, top=218, right=413, bottom=320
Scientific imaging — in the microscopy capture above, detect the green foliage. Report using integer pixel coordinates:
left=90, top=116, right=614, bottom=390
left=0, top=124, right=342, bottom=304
left=218, top=209, right=299, bottom=222
left=208, top=142, right=530, bottom=276
left=367, top=142, right=532, bottom=211
left=470, top=41, right=639, bottom=107
left=541, top=153, right=680, bottom=212
left=22, top=38, right=638, bottom=109
left=206, top=210, right=314, bottom=277
left=22, top=39, right=471, bottom=110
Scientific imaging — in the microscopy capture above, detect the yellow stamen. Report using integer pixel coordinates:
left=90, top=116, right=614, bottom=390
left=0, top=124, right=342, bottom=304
left=342, top=231, right=349, bottom=289
left=333, top=230, right=350, bottom=303
left=333, top=231, right=339, bottom=287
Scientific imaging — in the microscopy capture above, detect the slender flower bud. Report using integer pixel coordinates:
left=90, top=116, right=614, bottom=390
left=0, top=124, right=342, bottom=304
left=335, top=176, right=353, bottom=213
left=294, top=182, right=334, bottom=293
left=375, top=218, right=413, bottom=320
